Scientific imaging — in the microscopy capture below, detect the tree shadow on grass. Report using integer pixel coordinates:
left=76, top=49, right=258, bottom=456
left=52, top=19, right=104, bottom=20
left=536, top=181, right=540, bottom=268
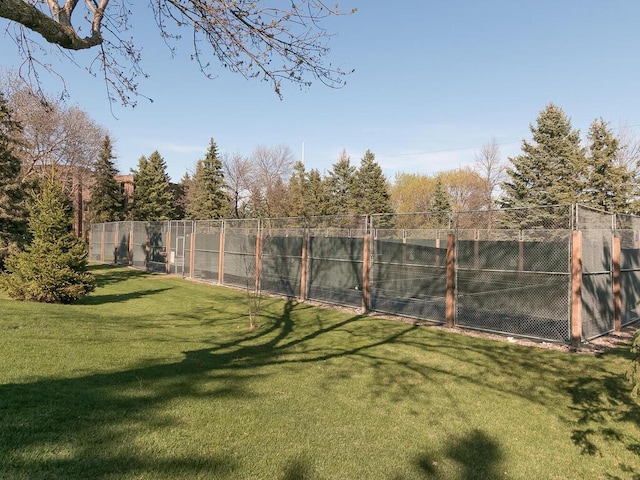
left=89, top=264, right=151, bottom=288
left=1, top=291, right=639, bottom=479
left=566, top=370, right=640, bottom=478
left=410, top=429, right=503, bottom=480
left=79, top=287, right=172, bottom=306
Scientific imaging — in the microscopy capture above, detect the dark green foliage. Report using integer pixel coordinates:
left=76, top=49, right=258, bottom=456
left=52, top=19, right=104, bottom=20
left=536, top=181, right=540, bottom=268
left=354, top=149, right=393, bottom=215
left=287, top=160, right=307, bottom=217
left=429, top=178, right=452, bottom=227
left=184, top=139, right=228, bottom=220
left=501, top=103, right=586, bottom=227
left=325, top=150, right=357, bottom=215
left=584, top=118, right=633, bottom=213
left=0, top=179, right=95, bottom=303
left=306, top=168, right=331, bottom=217
left=130, top=151, right=176, bottom=221
left=0, top=93, right=27, bottom=269
left=86, top=135, right=126, bottom=225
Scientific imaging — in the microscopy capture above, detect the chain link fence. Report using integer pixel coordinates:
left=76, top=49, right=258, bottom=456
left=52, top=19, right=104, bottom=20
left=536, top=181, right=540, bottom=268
left=89, top=204, right=640, bottom=344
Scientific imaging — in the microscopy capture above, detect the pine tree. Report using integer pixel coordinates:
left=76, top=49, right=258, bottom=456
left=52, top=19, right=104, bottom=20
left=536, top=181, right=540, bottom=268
left=325, top=150, right=357, bottom=215
left=0, top=93, right=27, bottom=269
left=584, top=118, right=632, bottom=212
left=501, top=103, right=586, bottom=227
left=130, top=151, right=176, bottom=221
left=353, top=149, right=393, bottom=215
left=0, top=178, right=95, bottom=303
left=184, top=139, right=228, bottom=220
left=86, top=135, right=126, bottom=225
left=429, top=178, right=452, bottom=228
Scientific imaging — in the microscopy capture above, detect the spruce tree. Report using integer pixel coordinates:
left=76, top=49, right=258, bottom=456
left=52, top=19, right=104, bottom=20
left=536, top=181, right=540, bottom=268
left=130, top=151, right=176, bottom=221
left=0, top=178, right=95, bottom=303
left=353, top=149, right=393, bottom=215
left=306, top=168, right=331, bottom=217
left=86, top=135, right=126, bottom=225
left=287, top=161, right=307, bottom=217
left=429, top=178, right=452, bottom=228
left=325, top=150, right=357, bottom=215
left=0, top=93, right=27, bottom=269
left=185, top=139, right=228, bottom=219
left=501, top=103, right=586, bottom=227
left=584, top=118, right=632, bottom=212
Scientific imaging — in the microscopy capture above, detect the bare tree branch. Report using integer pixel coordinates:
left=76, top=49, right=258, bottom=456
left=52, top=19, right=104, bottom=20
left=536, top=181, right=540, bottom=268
left=1, top=0, right=355, bottom=106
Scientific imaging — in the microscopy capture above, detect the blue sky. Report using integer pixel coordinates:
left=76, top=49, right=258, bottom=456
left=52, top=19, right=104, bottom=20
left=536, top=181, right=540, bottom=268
left=2, top=1, right=640, bottom=183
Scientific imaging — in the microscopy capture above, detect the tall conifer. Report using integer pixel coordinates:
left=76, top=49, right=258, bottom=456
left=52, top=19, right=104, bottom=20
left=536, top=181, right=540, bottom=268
left=86, top=135, right=126, bottom=225
left=130, top=151, right=176, bottom=221
left=184, top=139, right=228, bottom=220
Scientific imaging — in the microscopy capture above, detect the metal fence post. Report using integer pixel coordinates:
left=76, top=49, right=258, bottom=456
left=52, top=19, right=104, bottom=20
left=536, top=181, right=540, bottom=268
left=100, top=224, right=105, bottom=263
left=446, top=232, right=456, bottom=328
left=165, top=221, right=171, bottom=274
left=571, top=230, right=583, bottom=347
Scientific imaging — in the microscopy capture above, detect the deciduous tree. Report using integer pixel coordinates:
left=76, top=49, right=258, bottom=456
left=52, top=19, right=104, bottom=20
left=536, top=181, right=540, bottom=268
left=1, top=1, right=355, bottom=105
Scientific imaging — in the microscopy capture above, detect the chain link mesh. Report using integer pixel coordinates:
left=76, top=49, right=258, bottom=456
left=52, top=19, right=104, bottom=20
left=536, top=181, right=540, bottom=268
left=616, top=213, right=640, bottom=326
left=88, top=202, right=636, bottom=344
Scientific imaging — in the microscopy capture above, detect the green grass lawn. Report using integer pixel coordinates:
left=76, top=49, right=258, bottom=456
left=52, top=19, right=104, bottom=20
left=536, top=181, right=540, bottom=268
left=1, top=264, right=639, bottom=479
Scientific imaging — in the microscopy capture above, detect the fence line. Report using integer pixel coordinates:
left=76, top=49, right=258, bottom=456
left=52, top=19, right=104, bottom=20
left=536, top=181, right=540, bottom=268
left=89, top=205, right=640, bottom=345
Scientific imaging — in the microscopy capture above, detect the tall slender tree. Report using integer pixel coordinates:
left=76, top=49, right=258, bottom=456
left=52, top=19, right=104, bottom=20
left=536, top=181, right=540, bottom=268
left=0, top=92, right=27, bottom=268
left=287, top=160, right=308, bottom=218
left=429, top=178, right=452, bottom=228
left=584, top=118, right=632, bottom=212
left=306, top=168, right=331, bottom=217
left=185, top=139, right=228, bottom=220
left=130, top=151, right=176, bottom=221
left=86, top=135, right=126, bottom=225
left=353, top=149, right=393, bottom=215
left=325, top=150, right=357, bottom=215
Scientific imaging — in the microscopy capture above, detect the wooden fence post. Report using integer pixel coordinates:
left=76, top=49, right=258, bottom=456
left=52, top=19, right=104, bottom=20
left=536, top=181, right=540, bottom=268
left=300, top=230, right=309, bottom=301
left=218, top=227, right=225, bottom=285
left=613, top=235, right=621, bottom=332
left=446, top=233, right=456, bottom=328
left=189, top=230, right=196, bottom=279
left=255, top=231, right=262, bottom=293
left=571, top=230, right=583, bottom=347
left=362, top=233, right=371, bottom=312
left=165, top=225, right=171, bottom=274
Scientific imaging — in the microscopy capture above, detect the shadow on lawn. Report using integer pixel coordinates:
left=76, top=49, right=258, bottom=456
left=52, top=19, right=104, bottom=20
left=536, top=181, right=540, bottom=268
left=89, top=264, right=151, bottom=287
left=1, top=296, right=639, bottom=478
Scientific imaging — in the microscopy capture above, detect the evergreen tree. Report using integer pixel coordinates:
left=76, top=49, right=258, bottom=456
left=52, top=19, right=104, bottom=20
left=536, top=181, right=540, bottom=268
left=130, top=151, right=176, bottom=221
left=429, top=178, right=452, bottom=228
left=584, top=118, right=632, bottom=212
left=0, top=178, right=95, bottom=303
left=174, top=172, right=192, bottom=219
left=325, top=150, right=357, bottom=215
left=306, top=168, right=331, bottom=217
left=185, top=139, right=228, bottom=220
left=86, top=135, right=126, bottom=225
left=0, top=93, right=27, bottom=269
left=287, top=160, right=307, bottom=217
left=500, top=103, right=586, bottom=227
left=353, top=149, right=393, bottom=215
